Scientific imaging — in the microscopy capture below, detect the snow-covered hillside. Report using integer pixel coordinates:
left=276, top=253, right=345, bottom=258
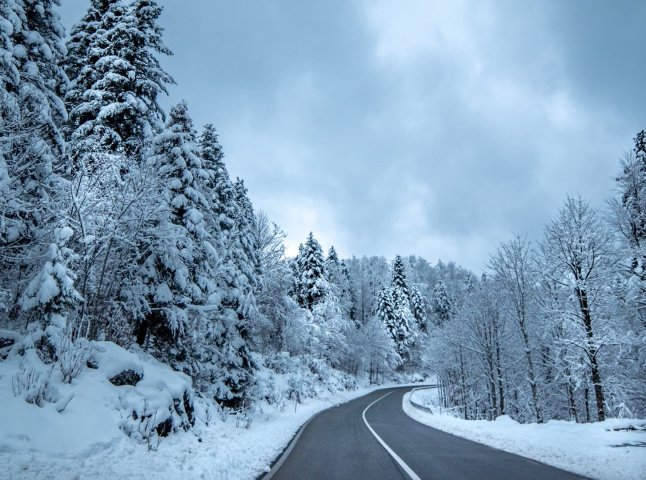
left=0, top=335, right=404, bottom=480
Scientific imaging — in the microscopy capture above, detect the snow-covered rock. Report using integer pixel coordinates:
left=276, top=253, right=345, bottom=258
left=0, top=337, right=197, bottom=459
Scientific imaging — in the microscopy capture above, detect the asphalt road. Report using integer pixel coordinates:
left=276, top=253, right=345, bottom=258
left=264, top=386, right=587, bottom=480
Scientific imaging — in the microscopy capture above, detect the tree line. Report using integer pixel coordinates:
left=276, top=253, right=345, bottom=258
left=1, top=0, right=642, bottom=423
left=429, top=133, right=646, bottom=422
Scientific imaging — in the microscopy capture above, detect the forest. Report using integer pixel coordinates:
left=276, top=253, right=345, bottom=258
left=0, top=0, right=644, bottom=451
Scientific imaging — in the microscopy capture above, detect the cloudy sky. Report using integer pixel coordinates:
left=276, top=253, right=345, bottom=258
left=58, top=1, right=646, bottom=272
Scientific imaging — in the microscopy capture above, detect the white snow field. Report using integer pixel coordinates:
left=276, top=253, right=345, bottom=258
left=0, top=338, right=415, bottom=480
left=404, top=388, right=646, bottom=480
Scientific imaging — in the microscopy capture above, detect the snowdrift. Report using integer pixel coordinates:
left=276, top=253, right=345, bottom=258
left=0, top=329, right=196, bottom=456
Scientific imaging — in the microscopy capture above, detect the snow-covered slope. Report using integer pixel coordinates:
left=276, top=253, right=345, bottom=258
left=0, top=336, right=407, bottom=479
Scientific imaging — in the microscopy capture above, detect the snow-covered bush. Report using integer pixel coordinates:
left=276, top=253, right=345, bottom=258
left=89, top=341, right=196, bottom=444
left=58, top=336, right=90, bottom=384
left=252, top=351, right=359, bottom=414
left=119, top=384, right=194, bottom=449
left=11, top=352, right=57, bottom=407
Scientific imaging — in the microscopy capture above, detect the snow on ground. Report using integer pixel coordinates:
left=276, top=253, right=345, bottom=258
left=404, top=388, right=646, bottom=480
left=0, top=340, right=414, bottom=480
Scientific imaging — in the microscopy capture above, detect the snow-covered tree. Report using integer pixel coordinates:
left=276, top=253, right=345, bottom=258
left=20, top=226, right=82, bottom=348
left=0, top=0, right=69, bottom=327
left=63, top=0, right=112, bottom=83
left=611, top=130, right=646, bottom=327
left=540, top=196, right=616, bottom=421
left=64, top=0, right=173, bottom=168
left=233, top=179, right=261, bottom=287
left=376, top=282, right=409, bottom=359
left=391, top=255, right=410, bottom=310
left=293, top=232, right=327, bottom=310
left=198, top=123, right=235, bottom=242
left=432, top=280, right=453, bottom=325
left=325, top=246, right=356, bottom=324
left=136, top=101, right=206, bottom=348
left=409, top=284, right=428, bottom=332
left=389, top=255, right=415, bottom=360
left=194, top=125, right=259, bottom=408
left=489, top=235, right=543, bottom=422
left=345, top=255, right=390, bottom=326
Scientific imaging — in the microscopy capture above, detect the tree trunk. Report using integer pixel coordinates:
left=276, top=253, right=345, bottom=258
left=520, top=326, right=543, bottom=422
left=576, top=287, right=606, bottom=421
left=496, top=343, right=505, bottom=416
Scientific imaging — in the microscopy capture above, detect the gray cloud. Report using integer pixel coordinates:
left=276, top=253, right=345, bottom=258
left=58, top=1, right=646, bottom=272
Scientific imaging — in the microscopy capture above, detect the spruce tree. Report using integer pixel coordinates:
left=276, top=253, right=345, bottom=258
left=64, top=0, right=173, bottom=167
left=20, top=226, right=82, bottom=349
left=137, top=102, right=206, bottom=349
left=391, top=255, right=410, bottom=310
left=389, top=255, right=414, bottom=359
left=432, top=279, right=453, bottom=325
left=325, top=247, right=356, bottom=324
left=197, top=125, right=256, bottom=408
left=1, top=0, right=69, bottom=324
left=613, top=130, right=646, bottom=326
left=376, top=283, right=408, bottom=358
left=376, top=284, right=395, bottom=327
left=409, top=284, right=428, bottom=331
left=233, top=179, right=261, bottom=286
left=63, top=0, right=113, bottom=84
left=294, top=232, right=327, bottom=310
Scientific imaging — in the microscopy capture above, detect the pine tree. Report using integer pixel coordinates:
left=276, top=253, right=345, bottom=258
left=63, top=0, right=112, bottom=84
left=233, top=179, right=261, bottom=286
left=326, top=246, right=339, bottom=267
left=196, top=125, right=256, bottom=408
left=409, top=284, right=428, bottom=331
left=325, top=247, right=357, bottom=325
left=1, top=0, right=69, bottom=325
left=136, top=102, right=206, bottom=349
left=614, top=130, right=646, bottom=326
left=391, top=255, right=410, bottom=310
left=376, top=284, right=395, bottom=327
left=620, top=131, right=646, bottom=248
left=20, top=226, right=82, bottom=345
left=341, top=260, right=358, bottom=324
left=376, top=283, right=409, bottom=358
left=389, top=255, right=414, bottom=359
left=432, top=280, right=453, bottom=325
left=64, top=0, right=173, bottom=168
left=293, top=232, right=327, bottom=310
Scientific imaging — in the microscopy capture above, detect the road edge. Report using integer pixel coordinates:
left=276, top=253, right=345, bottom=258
left=259, top=386, right=397, bottom=480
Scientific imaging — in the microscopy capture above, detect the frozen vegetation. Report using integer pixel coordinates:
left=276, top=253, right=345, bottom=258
left=0, top=0, right=644, bottom=479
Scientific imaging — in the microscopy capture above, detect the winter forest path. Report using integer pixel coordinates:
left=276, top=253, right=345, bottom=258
left=263, top=386, right=587, bottom=480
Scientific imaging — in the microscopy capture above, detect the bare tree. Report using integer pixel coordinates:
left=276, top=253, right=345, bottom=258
left=489, top=235, right=543, bottom=422
left=540, top=196, right=616, bottom=421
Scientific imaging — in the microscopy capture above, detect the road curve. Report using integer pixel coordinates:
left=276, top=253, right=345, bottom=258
left=264, top=386, right=587, bottom=480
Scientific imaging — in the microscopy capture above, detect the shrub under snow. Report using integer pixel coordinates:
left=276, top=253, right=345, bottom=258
left=1, top=333, right=199, bottom=452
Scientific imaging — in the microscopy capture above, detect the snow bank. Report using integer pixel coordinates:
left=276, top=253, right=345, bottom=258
left=0, top=333, right=423, bottom=479
left=404, top=388, right=646, bottom=480
left=0, top=370, right=409, bottom=479
left=0, top=337, right=195, bottom=461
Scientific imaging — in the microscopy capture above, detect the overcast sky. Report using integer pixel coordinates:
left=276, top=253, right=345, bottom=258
left=58, top=1, right=646, bottom=272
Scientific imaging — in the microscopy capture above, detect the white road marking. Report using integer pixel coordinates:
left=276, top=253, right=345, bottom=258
left=362, top=391, right=422, bottom=480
